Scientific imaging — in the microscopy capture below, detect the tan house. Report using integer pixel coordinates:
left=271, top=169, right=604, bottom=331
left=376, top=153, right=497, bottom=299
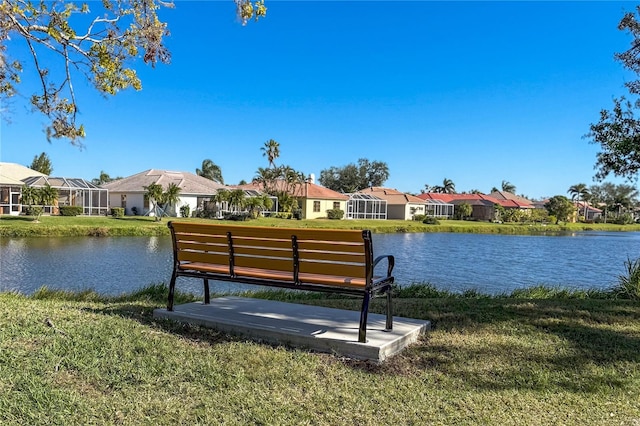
left=357, top=187, right=427, bottom=220
left=237, top=180, right=348, bottom=219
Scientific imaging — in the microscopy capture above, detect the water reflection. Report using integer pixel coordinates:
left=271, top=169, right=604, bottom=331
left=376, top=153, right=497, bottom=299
left=146, top=236, right=160, bottom=253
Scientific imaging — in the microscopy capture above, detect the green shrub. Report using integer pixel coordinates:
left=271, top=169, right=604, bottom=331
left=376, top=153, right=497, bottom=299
left=180, top=205, right=191, bottom=218
left=131, top=206, right=138, bottom=216
left=59, top=206, right=83, bottom=216
left=613, top=257, right=640, bottom=300
left=273, top=212, right=292, bottom=219
left=111, top=207, right=125, bottom=218
left=24, top=206, right=43, bottom=217
left=194, top=209, right=217, bottom=219
left=223, top=212, right=250, bottom=221
left=423, top=216, right=440, bottom=225
left=326, top=209, right=344, bottom=220
left=614, top=213, right=635, bottom=225
left=412, top=214, right=427, bottom=222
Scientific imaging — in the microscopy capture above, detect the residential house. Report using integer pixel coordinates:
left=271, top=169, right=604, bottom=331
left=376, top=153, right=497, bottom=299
left=0, top=163, right=46, bottom=215
left=419, top=191, right=535, bottom=221
left=488, top=190, right=534, bottom=206
left=575, top=201, right=602, bottom=221
left=415, top=193, right=456, bottom=218
left=357, top=187, right=427, bottom=220
left=101, top=169, right=226, bottom=217
left=419, top=193, right=496, bottom=221
left=237, top=178, right=348, bottom=219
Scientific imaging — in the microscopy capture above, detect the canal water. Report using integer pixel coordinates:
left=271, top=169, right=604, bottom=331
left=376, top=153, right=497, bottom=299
left=1, top=232, right=639, bottom=296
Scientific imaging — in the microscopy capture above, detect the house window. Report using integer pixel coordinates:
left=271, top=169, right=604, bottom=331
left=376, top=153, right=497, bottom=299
left=313, top=201, right=321, bottom=212
left=333, top=202, right=340, bottom=210
left=120, top=194, right=127, bottom=209
left=144, top=195, right=149, bottom=209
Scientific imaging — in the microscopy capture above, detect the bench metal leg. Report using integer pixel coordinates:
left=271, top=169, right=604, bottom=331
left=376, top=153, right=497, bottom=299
left=167, top=270, right=178, bottom=311
left=358, top=291, right=371, bottom=343
left=386, top=287, right=393, bottom=331
left=203, top=278, right=210, bottom=304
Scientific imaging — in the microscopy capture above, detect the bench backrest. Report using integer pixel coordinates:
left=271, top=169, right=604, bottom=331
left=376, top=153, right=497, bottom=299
left=168, top=221, right=374, bottom=283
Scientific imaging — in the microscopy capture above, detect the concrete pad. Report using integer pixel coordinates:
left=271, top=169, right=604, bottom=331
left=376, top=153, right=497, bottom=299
left=153, top=297, right=430, bottom=362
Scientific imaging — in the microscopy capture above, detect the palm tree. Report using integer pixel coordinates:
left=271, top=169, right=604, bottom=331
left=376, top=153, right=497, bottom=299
left=20, top=185, right=38, bottom=206
left=501, top=180, right=516, bottom=194
left=210, top=189, right=230, bottom=216
left=253, top=167, right=277, bottom=193
left=245, top=196, right=264, bottom=219
left=144, top=183, right=164, bottom=221
left=568, top=183, right=590, bottom=221
left=433, top=178, right=455, bottom=194
left=261, top=139, right=280, bottom=169
left=162, top=183, right=181, bottom=217
left=260, top=194, right=274, bottom=212
left=91, top=171, right=122, bottom=186
left=228, top=189, right=247, bottom=213
left=196, top=159, right=224, bottom=184
left=38, top=184, right=59, bottom=214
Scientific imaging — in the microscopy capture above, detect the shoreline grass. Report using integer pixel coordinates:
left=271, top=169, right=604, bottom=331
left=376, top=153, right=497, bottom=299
left=2, top=214, right=640, bottom=237
left=1, top=283, right=639, bottom=425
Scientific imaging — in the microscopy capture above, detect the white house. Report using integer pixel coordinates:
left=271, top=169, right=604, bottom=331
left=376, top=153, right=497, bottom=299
left=101, top=169, right=226, bottom=217
left=0, top=162, right=45, bottom=215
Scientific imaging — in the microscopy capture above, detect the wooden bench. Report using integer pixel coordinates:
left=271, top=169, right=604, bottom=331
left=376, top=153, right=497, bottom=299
left=167, top=221, right=395, bottom=343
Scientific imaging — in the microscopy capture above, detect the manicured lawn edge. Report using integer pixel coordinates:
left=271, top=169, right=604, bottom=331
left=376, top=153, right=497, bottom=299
left=2, top=215, right=640, bottom=237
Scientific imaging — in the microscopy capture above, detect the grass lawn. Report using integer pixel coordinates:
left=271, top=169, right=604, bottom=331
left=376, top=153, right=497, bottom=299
left=2, top=214, right=640, bottom=237
left=1, top=285, right=639, bottom=425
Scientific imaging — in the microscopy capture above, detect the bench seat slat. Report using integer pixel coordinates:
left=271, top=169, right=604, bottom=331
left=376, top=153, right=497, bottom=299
left=177, top=241, right=228, bottom=253
left=177, top=251, right=228, bottom=265
left=297, top=273, right=366, bottom=288
left=299, top=250, right=364, bottom=264
left=297, top=240, right=364, bottom=253
left=178, top=262, right=229, bottom=274
left=234, top=256, right=293, bottom=271
left=233, top=267, right=293, bottom=281
left=299, top=261, right=365, bottom=278
left=232, top=237, right=293, bottom=249
left=233, top=245, right=293, bottom=257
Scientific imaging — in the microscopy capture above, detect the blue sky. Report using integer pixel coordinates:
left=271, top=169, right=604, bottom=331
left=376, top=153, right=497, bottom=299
left=1, top=1, right=638, bottom=199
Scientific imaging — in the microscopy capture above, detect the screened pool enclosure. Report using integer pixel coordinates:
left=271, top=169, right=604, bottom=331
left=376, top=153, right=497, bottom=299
left=22, top=176, right=108, bottom=215
left=346, top=193, right=387, bottom=220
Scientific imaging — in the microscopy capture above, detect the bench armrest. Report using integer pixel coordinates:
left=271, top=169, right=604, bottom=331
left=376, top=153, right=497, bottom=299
left=373, top=254, right=395, bottom=278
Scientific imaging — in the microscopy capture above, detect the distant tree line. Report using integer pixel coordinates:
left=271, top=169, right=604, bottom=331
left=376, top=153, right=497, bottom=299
left=318, top=158, right=390, bottom=193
